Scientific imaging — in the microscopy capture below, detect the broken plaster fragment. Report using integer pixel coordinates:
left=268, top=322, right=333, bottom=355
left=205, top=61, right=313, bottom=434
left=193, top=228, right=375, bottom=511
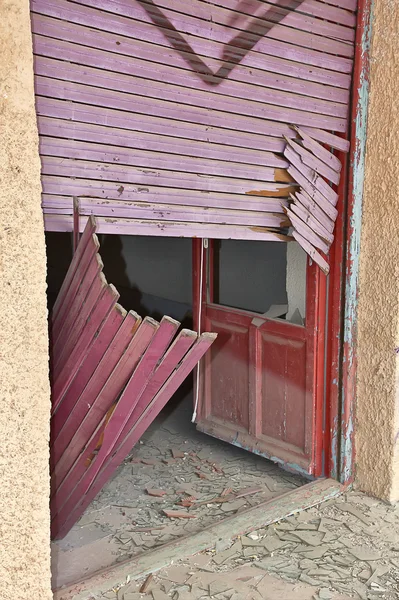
left=146, top=488, right=167, bottom=497
left=162, top=509, right=196, bottom=519
left=348, top=547, right=381, bottom=561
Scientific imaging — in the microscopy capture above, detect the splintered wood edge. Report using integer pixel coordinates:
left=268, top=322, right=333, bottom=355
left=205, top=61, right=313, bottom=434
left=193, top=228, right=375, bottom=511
left=53, top=478, right=342, bottom=599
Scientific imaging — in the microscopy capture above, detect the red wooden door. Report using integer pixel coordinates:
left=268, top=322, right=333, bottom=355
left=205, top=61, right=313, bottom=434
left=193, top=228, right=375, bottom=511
left=193, top=239, right=325, bottom=477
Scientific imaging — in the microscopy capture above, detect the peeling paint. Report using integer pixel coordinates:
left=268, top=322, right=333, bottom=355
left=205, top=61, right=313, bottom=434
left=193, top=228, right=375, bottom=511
left=340, top=0, right=374, bottom=485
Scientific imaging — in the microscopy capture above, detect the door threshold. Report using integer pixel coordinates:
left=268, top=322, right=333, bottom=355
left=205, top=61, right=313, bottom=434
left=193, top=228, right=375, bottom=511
left=54, top=478, right=343, bottom=600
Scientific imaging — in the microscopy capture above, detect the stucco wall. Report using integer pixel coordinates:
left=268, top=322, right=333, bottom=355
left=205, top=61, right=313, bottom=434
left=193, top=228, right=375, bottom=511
left=355, top=0, right=399, bottom=501
left=0, top=1, right=52, bottom=598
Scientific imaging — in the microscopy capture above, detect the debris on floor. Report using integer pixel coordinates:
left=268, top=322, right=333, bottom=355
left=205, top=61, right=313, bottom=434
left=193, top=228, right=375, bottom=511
left=52, top=398, right=306, bottom=589
left=49, top=217, right=216, bottom=539
left=98, top=491, right=399, bottom=600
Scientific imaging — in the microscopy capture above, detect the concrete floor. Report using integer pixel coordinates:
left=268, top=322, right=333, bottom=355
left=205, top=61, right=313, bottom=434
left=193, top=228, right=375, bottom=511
left=103, top=490, right=399, bottom=600
left=52, top=391, right=306, bottom=590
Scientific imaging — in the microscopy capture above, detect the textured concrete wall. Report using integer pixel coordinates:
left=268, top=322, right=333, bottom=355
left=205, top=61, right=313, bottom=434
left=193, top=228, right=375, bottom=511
left=355, top=0, right=399, bottom=501
left=0, top=1, right=52, bottom=598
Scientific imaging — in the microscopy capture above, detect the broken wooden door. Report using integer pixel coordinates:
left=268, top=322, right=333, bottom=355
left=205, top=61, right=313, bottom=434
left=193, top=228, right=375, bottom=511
left=193, top=239, right=325, bottom=477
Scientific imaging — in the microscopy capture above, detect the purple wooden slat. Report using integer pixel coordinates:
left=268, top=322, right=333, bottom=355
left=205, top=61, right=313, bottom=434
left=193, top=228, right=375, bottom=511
left=39, top=136, right=287, bottom=181
left=40, top=156, right=292, bottom=195
left=51, top=283, right=119, bottom=413
left=31, top=15, right=350, bottom=105
left=287, top=167, right=338, bottom=221
left=53, top=269, right=105, bottom=378
left=285, top=138, right=340, bottom=185
left=290, top=192, right=334, bottom=234
left=293, top=230, right=329, bottom=274
left=52, top=317, right=158, bottom=489
left=83, top=316, right=181, bottom=489
left=292, top=126, right=342, bottom=172
left=285, top=146, right=338, bottom=206
left=35, top=94, right=348, bottom=153
left=119, top=329, right=198, bottom=440
left=53, top=332, right=216, bottom=539
left=33, top=48, right=348, bottom=130
left=51, top=216, right=97, bottom=321
left=50, top=304, right=126, bottom=444
left=51, top=417, right=105, bottom=530
left=51, top=311, right=144, bottom=473
left=31, top=0, right=354, bottom=68
left=52, top=234, right=100, bottom=342
left=37, top=117, right=286, bottom=168
left=52, top=253, right=103, bottom=354
left=75, top=0, right=355, bottom=45
left=211, top=0, right=357, bottom=21
left=44, top=200, right=289, bottom=228
left=301, top=126, right=350, bottom=153
left=43, top=192, right=289, bottom=215
left=284, top=144, right=338, bottom=205
left=290, top=202, right=334, bottom=244
left=286, top=208, right=329, bottom=253
left=138, top=0, right=356, bottom=37
left=44, top=214, right=293, bottom=242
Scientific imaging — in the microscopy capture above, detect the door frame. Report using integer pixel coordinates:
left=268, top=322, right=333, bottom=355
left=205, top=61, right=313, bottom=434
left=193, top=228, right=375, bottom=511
left=193, top=0, right=373, bottom=482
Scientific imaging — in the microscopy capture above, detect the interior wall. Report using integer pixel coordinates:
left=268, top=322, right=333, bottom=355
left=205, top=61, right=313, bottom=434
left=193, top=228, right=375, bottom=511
left=286, top=242, right=307, bottom=322
left=355, top=0, right=399, bottom=502
left=217, top=240, right=288, bottom=314
left=0, top=1, right=52, bottom=597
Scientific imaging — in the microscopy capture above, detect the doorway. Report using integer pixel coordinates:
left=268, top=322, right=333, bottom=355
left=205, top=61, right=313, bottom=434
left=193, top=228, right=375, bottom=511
left=46, top=232, right=309, bottom=589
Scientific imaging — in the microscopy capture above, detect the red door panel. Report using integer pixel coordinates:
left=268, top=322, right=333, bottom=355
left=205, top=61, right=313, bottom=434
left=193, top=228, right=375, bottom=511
left=193, top=239, right=324, bottom=476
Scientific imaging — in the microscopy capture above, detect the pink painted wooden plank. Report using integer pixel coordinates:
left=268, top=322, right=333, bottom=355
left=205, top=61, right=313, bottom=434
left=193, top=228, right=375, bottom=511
left=37, top=117, right=287, bottom=168
left=35, top=50, right=347, bottom=132
left=51, top=234, right=100, bottom=343
left=211, top=0, right=357, bottom=21
left=287, top=166, right=338, bottom=222
left=301, top=126, right=350, bottom=153
left=52, top=253, right=103, bottom=353
left=40, top=156, right=293, bottom=195
left=284, top=144, right=338, bottom=205
left=32, top=0, right=354, bottom=67
left=75, top=0, right=355, bottom=45
left=290, top=202, right=334, bottom=244
left=53, top=332, right=217, bottom=539
left=35, top=93, right=348, bottom=154
left=139, top=0, right=356, bottom=37
left=82, top=316, right=181, bottom=489
left=293, top=230, right=329, bottom=275
left=43, top=192, right=289, bottom=216
left=51, top=317, right=158, bottom=489
left=286, top=208, right=330, bottom=254
left=285, top=146, right=338, bottom=206
left=39, top=136, right=288, bottom=181
left=50, top=304, right=126, bottom=443
left=284, top=137, right=341, bottom=185
left=51, top=416, right=106, bottom=529
left=125, top=329, right=198, bottom=430
left=51, top=311, right=146, bottom=473
left=51, top=216, right=97, bottom=322
left=292, top=125, right=342, bottom=172
left=31, top=15, right=350, bottom=104
left=44, top=199, right=289, bottom=229
left=44, top=214, right=293, bottom=242
left=290, top=192, right=334, bottom=234
left=53, top=330, right=196, bottom=519
left=51, top=283, right=119, bottom=413
left=53, top=269, right=105, bottom=377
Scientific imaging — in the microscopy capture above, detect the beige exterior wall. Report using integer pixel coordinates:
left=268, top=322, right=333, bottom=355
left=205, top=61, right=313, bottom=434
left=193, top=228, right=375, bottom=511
left=0, top=1, right=52, bottom=598
left=355, top=0, right=399, bottom=502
